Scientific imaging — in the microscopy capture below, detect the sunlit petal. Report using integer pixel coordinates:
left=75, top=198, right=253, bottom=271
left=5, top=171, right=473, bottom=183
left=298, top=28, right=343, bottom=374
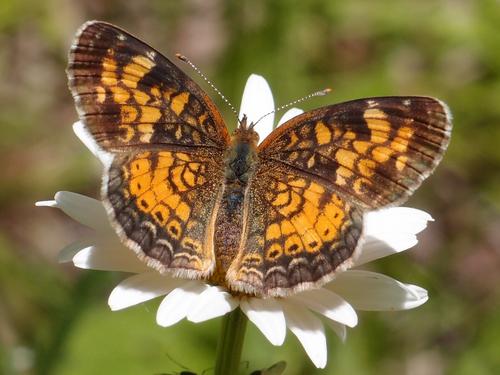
left=366, top=207, right=433, bottom=234
left=356, top=208, right=433, bottom=266
left=328, top=270, right=429, bottom=311
left=239, top=74, right=275, bottom=143
left=108, top=272, right=182, bottom=311
left=241, top=297, right=286, bottom=345
left=277, top=108, right=303, bottom=126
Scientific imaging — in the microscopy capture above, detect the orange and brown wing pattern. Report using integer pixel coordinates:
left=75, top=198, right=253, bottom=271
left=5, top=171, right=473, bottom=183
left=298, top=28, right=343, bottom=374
left=226, top=161, right=364, bottom=297
left=105, top=149, right=225, bottom=277
left=67, top=21, right=231, bottom=278
left=258, top=97, right=452, bottom=209
left=67, top=21, right=230, bottom=151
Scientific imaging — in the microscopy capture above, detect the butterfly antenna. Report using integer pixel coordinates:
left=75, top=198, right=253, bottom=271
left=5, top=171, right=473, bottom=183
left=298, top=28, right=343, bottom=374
left=176, top=53, right=239, bottom=121
left=251, top=87, right=332, bottom=129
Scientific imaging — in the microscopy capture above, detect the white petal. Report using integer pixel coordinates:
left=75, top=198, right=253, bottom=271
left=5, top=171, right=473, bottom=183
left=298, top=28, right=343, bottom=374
left=281, top=301, right=327, bottom=369
left=187, top=286, right=238, bottom=323
left=277, top=108, right=303, bottom=126
left=365, top=207, right=433, bottom=235
left=73, top=245, right=149, bottom=273
left=58, top=240, right=93, bottom=263
left=324, top=320, right=347, bottom=342
left=54, top=191, right=111, bottom=232
left=239, top=74, right=274, bottom=143
left=291, top=288, right=357, bottom=328
left=108, top=272, right=182, bottom=311
left=35, top=200, right=57, bottom=207
left=327, top=270, right=429, bottom=311
left=240, top=297, right=286, bottom=346
left=357, top=234, right=418, bottom=266
left=73, top=121, right=114, bottom=167
left=356, top=208, right=433, bottom=266
left=403, top=284, right=429, bottom=308
left=156, top=281, right=208, bottom=327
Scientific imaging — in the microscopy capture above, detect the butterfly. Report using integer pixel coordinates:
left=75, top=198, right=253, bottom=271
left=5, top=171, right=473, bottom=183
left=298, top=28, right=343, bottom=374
left=67, top=21, right=452, bottom=298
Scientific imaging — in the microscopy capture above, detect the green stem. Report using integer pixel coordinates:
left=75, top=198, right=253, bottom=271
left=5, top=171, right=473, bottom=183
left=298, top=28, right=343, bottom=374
left=214, top=307, right=248, bottom=375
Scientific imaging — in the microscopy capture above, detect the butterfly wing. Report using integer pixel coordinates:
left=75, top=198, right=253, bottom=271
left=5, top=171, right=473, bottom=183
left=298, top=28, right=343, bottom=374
left=68, top=21, right=230, bottom=277
left=107, top=150, right=225, bottom=277
left=258, top=96, right=452, bottom=208
left=227, top=97, right=451, bottom=296
left=226, top=161, right=364, bottom=297
left=67, top=21, right=230, bottom=150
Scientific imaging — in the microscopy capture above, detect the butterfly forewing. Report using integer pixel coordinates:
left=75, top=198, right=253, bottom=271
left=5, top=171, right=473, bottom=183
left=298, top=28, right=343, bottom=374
left=67, top=21, right=230, bottom=151
left=258, top=96, right=452, bottom=209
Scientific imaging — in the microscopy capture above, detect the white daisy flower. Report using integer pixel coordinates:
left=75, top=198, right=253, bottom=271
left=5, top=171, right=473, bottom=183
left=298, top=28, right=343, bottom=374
left=37, top=74, right=430, bottom=369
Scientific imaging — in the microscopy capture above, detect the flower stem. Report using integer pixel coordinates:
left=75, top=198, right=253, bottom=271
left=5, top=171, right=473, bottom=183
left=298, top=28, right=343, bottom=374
left=214, top=307, right=248, bottom=375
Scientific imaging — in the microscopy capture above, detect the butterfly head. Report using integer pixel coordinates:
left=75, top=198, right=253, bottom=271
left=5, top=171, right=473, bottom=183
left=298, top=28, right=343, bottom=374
left=232, top=114, right=259, bottom=146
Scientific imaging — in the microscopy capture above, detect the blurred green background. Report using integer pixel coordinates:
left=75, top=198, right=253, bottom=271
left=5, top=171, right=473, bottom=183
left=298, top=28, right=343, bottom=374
left=1, top=0, right=499, bottom=374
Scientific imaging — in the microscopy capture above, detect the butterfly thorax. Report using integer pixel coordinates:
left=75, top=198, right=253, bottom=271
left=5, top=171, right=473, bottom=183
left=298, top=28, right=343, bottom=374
left=224, top=117, right=259, bottom=184
left=211, top=117, right=259, bottom=288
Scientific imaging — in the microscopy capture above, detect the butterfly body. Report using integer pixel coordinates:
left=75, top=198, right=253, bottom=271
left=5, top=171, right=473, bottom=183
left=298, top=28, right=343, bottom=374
left=67, top=21, right=452, bottom=298
left=213, top=116, right=259, bottom=286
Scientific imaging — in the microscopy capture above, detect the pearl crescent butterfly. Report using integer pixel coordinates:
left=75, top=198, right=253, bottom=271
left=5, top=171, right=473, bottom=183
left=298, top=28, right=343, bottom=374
left=67, top=21, right=452, bottom=297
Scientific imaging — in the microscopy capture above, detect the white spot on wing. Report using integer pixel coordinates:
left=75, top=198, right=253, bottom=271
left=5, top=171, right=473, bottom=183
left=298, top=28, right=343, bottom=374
left=403, top=99, right=411, bottom=106
left=117, top=33, right=126, bottom=41
left=146, top=51, right=156, bottom=60
left=141, top=220, right=158, bottom=236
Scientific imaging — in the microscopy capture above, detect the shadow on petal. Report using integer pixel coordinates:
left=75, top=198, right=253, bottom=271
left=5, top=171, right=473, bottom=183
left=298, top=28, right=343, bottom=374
left=281, top=301, right=327, bottom=369
left=156, top=281, right=208, bottom=327
left=187, top=286, right=238, bottom=323
left=241, top=297, right=286, bottom=346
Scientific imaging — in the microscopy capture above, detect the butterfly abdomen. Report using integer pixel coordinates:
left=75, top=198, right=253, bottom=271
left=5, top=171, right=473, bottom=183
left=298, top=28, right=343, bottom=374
left=211, top=126, right=259, bottom=283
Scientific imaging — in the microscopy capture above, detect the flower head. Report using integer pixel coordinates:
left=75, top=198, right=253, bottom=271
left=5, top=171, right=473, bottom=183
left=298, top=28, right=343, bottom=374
left=37, top=74, right=430, bottom=368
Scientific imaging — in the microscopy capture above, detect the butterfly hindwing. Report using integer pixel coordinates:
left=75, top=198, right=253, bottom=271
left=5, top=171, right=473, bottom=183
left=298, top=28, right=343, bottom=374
left=67, top=21, right=230, bottom=151
left=258, top=96, right=452, bottom=209
left=105, top=149, right=226, bottom=277
left=227, top=161, right=364, bottom=297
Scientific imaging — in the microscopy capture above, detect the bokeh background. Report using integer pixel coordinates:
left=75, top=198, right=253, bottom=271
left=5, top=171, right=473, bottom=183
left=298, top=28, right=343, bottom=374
left=1, top=0, right=499, bottom=374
